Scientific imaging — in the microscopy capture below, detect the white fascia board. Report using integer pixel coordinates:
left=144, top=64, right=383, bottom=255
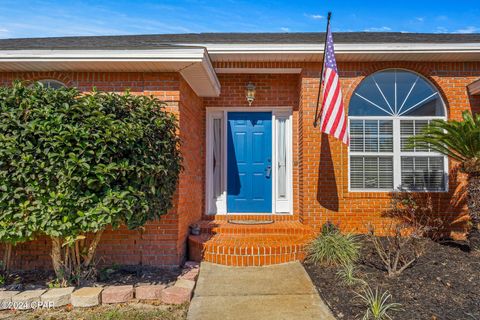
left=0, top=47, right=221, bottom=97
left=0, top=48, right=207, bottom=61
left=201, top=50, right=221, bottom=95
left=2, top=42, right=480, bottom=60
left=196, top=42, right=480, bottom=54
left=202, top=43, right=480, bottom=63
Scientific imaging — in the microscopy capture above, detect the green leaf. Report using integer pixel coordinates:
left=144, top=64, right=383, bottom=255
left=0, top=80, right=182, bottom=250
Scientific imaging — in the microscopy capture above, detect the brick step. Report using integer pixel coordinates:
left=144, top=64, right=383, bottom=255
left=202, top=214, right=297, bottom=221
left=188, top=229, right=315, bottom=267
left=195, top=220, right=312, bottom=235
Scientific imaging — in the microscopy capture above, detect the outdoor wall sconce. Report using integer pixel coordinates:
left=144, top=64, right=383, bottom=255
left=245, top=82, right=256, bottom=106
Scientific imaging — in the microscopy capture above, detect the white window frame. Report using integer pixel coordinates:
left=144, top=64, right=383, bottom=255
left=348, top=69, right=449, bottom=193
left=37, top=79, right=66, bottom=89
left=348, top=115, right=449, bottom=192
left=205, top=107, right=293, bottom=215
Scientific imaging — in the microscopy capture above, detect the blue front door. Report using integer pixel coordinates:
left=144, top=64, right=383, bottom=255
left=227, top=112, right=272, bottom=213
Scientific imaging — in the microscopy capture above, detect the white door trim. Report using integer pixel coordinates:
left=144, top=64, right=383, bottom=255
left=205, top=107, right=293, bottom=215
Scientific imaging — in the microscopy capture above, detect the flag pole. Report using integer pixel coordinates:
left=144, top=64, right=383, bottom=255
left=313, top=11, right=332, bottom=128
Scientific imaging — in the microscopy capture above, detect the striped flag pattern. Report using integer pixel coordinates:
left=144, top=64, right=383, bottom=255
left=319, top=23, right=349, bottom=145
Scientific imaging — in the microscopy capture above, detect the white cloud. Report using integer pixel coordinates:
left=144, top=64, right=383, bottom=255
left=305, top=14, right=324, bottom=20
left=415, top=17, right=424, bottom=22
left=364, top=26, right=392, bottom=32
left=280, top=27, right=290, bottom=32
left=0, top=2, right=192, bottom=38
left=435, top=26, right=448, bottom=33
left=0, top=28, right=9, bottom=39
left=455, top=26, right=478, bottom=34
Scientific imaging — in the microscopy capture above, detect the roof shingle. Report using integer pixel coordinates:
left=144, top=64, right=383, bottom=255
left=0, top=32, right=480, bottom=50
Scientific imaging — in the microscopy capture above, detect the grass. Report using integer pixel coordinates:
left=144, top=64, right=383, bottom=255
left=0, top=302, right=188, bottom=320
left=306, top=227, right=362, bottom=266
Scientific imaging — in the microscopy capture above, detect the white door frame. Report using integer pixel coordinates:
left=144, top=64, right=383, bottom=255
left=205, top=107, right=293, bottom=215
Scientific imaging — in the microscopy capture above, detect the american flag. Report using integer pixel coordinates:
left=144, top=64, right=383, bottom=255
left=319, top=23, right=349, bottom=145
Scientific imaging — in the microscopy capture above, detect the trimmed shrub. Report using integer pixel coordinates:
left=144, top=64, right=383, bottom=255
left=0, top=81, right=181, bottom=282
left=367, top=223, right=425, bottom=277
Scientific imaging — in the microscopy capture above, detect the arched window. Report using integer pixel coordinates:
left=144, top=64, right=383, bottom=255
left=37, top=79, right=66, bottom=89
left=348, top=69, right=448, bottom=191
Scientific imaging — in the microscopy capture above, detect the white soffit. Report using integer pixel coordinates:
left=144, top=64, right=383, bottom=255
left=468, top=79, right=480, bottom=95
left=199, top=43, right=480, bottom=62
left=180, top=50, right=220, bottom=96
left=215, top=68, right=302, bottom=74
left=0, top=48, right=221, bottom=97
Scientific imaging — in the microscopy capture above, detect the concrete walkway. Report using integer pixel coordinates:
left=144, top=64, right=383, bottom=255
left=187, top=262, right=336, bottom=320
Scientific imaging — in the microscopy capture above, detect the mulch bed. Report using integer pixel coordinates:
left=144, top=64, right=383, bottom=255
left=2, top=265, right=181, bottom=290
left=304, top=239, right=480, bottom=320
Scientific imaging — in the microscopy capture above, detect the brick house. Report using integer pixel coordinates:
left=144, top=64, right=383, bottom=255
left=0, top=32, right=479, bottom=269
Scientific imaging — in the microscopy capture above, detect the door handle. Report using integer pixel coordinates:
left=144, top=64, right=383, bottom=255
left=265, top=165, right=272, bottom=179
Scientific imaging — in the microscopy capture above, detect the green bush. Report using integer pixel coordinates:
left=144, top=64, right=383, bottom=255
left=306, top=223, right=361, bottom=266
left=0, top=81, right=181, bottom=281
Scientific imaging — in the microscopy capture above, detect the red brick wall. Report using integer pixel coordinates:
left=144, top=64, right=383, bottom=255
left=298, top=61, right=480, bottom=235
left=1, top=60, right=479, bottom=270
left=0, top=71, right=203, bottom=269
left=208, top=61, right=479, bottom=236
left=176, top=78, right=205, bottom=261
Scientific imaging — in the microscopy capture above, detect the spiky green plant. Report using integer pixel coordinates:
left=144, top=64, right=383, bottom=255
left=410, top=111, right=480, bottom=251
left=336, top=263, right=367, bottom=287
left=356, top=285, right=402, bottom=320
left=306, top=226, right=361, bottom=266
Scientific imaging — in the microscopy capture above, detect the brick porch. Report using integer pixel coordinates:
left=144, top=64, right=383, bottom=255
left=188, top=219, right=315, bottom=266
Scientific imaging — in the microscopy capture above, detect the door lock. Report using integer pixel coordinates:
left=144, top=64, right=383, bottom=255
left=265, top=165, right=272, bottom=179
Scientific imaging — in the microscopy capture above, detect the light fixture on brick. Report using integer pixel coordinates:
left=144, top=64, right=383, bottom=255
left=245, top=81, right=256, bottom=106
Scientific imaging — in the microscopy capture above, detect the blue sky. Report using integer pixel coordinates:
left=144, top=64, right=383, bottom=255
left=0, top=0, right=478, bottom=39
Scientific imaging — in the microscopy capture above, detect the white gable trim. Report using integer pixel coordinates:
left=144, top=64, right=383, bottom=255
left=0, top=48, right=221, bottom=97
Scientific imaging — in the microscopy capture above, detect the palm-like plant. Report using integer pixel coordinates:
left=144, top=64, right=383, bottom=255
left=410, top=111, right=480, bottom=251
left=356, top=286, right=402, bottom=320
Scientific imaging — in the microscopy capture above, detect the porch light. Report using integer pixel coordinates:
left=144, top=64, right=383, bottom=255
left=245, top=82, right=256, bottom=106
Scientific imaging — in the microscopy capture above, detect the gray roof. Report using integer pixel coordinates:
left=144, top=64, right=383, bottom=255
left=1, top=32, right=480, bottom=50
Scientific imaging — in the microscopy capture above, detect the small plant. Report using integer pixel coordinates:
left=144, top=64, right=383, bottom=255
left=47, top=278, right=65, bottom=289
left=0, top=273, right=5, bottom=286
left=367, top=223, right=425, bottom=277
left=356, top=285, right=402, bottom=320
left=321, top=221, right=339, bottom=235
left=99, top=265, right=118, bottom=282
left=307, top=222, right=361, bottom=266
left=336, top=263, right=366, bottom=287
left=383, top=189, right=445, bottom=240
